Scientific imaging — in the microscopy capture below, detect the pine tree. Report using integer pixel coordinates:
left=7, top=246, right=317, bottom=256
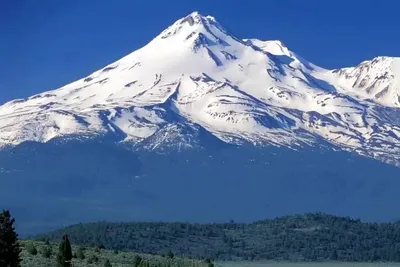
left=330, top=249, right=338, bottom=261
left=134, top=255, right=142, bottom=267
left=0, top=210, right=22, bottom=267
left=57, top=234, right=73, bottom=267
left=166, top=249, right=174, bottom=259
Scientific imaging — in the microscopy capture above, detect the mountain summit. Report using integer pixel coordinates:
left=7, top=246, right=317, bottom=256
left=0, top=12, right=399, bottom=166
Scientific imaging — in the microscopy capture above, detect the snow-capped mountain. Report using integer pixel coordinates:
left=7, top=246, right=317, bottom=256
left=322, top=56, right=400, bottom=107
left=1, top=11, right=399, bottom=166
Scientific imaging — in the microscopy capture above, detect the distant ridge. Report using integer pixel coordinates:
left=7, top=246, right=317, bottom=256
left=35, top=212, right=400, bottom=262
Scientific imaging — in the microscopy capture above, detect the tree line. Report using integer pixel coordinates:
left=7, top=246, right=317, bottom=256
left=4, top=209, right=400, bottom=264
left=0, top=209, right=213, bottom=267
left=36, top=212, right=400, bottom=262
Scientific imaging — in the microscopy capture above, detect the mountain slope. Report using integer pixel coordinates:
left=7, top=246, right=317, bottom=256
left=2, top=141, right=400, bottom=234
left=0, top=11, right=399, bottom=166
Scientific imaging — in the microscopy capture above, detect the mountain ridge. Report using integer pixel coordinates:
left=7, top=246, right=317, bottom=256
left=0, top=11, right=399, bottom=167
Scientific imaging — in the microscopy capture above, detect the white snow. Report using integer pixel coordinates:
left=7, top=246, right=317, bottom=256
left=0, top=11, right=399, bottom=165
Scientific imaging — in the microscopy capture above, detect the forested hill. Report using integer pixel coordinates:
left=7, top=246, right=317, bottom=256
left=35, top=213, right=400, bottom=262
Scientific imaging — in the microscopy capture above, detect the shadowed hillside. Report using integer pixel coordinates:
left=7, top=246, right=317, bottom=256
left=2, top=138, right=400, bottom=234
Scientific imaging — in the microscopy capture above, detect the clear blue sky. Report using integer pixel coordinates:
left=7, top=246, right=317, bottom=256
left=1, top=0, right=399, bottom=104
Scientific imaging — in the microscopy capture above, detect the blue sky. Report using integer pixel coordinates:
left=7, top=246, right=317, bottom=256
left=1, top=0, right=399, bottom=104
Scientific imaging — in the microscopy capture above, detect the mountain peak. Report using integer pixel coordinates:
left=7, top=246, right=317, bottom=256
left=0, top=11, right=399, bottom=167
left=181, top=11, right=215, bottom=25
left=180, top=11, right=205, bottom=26
left=151, top=11, right=226, bottom=44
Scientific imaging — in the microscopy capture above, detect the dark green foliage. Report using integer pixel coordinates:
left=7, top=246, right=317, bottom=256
left=166, top=249, right=174, bottom=259
left=76, top=246, right=85, bottom=259
left=41, top=245, right=52, bottom=258
left=204, top=258, right=214, bottom=267
left=87, top=254, right=99, bottom=264
left=104, top=258, right=112, bottom=267
left=139, top=260, right=150, bottom=267
left=57, top=235, right=73, bottom=267
left=134, top=255, right=142, bottom=267
left=0, top=210, right=22, bottom=267
left=26, top=242, right=37, bottom=255
left=38, top=212, right=400, bottom=262
left=330, top=250, right=338, bottom=261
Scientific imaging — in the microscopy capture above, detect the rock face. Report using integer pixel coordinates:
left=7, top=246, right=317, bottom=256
left=0, top=12, right=399, bottom=234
